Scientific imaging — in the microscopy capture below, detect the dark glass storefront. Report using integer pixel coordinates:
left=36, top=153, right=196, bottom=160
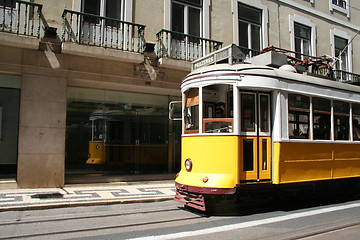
left=0, top=74, right=21, bottom=178
left=65, top=87, right=181, bottom=179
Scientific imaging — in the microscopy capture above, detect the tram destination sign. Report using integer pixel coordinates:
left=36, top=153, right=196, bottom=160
left=192, top=55, right=215, bottom=70
left=192, top=44, right=246, bottom=70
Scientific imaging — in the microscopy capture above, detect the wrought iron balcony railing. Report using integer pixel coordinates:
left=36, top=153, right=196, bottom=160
left=0, top=0, right=42, bottom=38
left=62, top=9, right=146, bottom=53
left=238, top=46, right=261, bottom=58
left=333, top=69, right=360, bottom=83
left=156, top=29, right=222, bottom=61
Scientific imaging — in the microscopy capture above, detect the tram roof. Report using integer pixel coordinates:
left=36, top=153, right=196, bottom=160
left=183, top=63, right=360, bottom=94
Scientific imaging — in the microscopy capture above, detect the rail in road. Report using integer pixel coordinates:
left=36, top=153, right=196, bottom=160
left=1, top=194, right=360, bottom=239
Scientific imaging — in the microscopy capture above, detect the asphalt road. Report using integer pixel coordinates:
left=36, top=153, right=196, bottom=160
left=0, top=197, right=360, bottom=240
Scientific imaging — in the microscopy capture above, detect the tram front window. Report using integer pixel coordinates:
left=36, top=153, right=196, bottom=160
left=184, top=88, right=199, bottom=133
left=288, top=94, right=310, bottom=139
left=203, top=84, right=233, bottom=133
left=92, top=118, right=105, bottom=141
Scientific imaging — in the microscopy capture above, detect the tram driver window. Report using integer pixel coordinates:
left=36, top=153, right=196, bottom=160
left=184, top=88, right=199, bottom=134
left=202, top=84, right=233, bottom=133
left=288, top=94, right=310, bottom=139
left=92, top=118, right=105, bottom=141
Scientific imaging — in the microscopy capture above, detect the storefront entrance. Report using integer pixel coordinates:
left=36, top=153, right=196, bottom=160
left=0, top=75, right=21, bottom=178
left=65, top=87, right=181, bottom=181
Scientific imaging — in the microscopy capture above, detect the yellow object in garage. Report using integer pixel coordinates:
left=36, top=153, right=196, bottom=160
left=86, top=142, right=106, bottom=164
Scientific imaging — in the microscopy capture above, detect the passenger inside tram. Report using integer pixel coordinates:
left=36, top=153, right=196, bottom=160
left=313, top=116, right=330, bottom=140
left=335, top=117, right=349, bottom=140
left=215, top=105, right=225, bottom=118
left=204, top=104, right=232, bottom=133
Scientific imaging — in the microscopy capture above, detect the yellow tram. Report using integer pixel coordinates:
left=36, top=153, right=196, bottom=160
left=173, top=45, right=360, bottom=211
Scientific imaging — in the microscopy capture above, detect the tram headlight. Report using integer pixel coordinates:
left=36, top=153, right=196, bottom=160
left=185, top=158, right=192, bottom=171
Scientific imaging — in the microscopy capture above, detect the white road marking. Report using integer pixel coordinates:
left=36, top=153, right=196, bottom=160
left=128, top=202, right=360, bottom=240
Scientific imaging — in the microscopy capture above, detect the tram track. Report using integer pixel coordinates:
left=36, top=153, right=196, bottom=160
left=0, top=204, right=205, bottom=240
left=0, top=215, right=204, bottom=240
left=2, top=197, right=360, bottom=239
left=0, top=206, right=183, bottom=226
left=285, top=221, right=360, bottom=240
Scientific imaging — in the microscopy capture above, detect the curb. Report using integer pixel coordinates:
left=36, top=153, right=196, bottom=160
left=0, top=196, right=174, bottom=212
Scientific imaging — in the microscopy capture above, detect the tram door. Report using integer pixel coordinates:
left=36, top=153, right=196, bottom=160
left=240, top=92, right=271, bottom=182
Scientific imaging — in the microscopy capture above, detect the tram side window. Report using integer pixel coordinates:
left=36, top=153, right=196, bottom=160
left=259, top=94, right=270, bottom=132
left=313, top=98, right=331, bottom=140
left=184, top=88, right=199, bottom=134
left=334, top=101, right=350, bottom=140
left=241, top=93, right=256, bottom=132
left=202, top=84, right=233, bottom=133
left=288, top=94, right=310, bottom=139
left=353, top=104, right=360, bottom=141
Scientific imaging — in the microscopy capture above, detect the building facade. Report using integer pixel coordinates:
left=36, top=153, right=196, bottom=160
left=0, top=0, right=359, bottom=188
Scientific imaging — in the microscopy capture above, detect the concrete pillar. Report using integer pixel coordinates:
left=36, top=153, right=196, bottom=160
left=17, top=73, right=67, bottom=188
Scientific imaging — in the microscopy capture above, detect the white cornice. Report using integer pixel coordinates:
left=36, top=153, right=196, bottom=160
left=279, top=0, right=359, bottom=31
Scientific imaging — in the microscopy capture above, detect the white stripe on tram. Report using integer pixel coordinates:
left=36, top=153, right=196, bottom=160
left=128, top=202, right=360, bottom=240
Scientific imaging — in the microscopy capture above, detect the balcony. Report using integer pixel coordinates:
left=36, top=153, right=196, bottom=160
left=62, top=9, right=145, bottom=53
left=333, top=69, right=360, bottom=84
left=238, top=46, right=261, bottom=58
left=156, top=29, right=222, bottom=62
left=0, top=0, right=42, bottom=38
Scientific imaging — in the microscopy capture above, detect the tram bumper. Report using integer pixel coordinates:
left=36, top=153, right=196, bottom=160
left=174, top=182, right=237, bottom=211
left=174, top=190, right=206, bottom=211
left=174, top=185, right=206, bottom=211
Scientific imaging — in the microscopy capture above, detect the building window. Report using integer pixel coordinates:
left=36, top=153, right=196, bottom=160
left=162, top=0, right=216, bottom=61
left=331, top=29, right=352, bottom=81
left=332, top=0, right=347, bottom=9
left=329, top=0, right=350, bottom=17
left=171, top=0, right=202, bottom=38
left=290, top=15, right=316, bottom=60
left=238, top=3, right=262, bottom=57
left=80, top=0, right=138, bottom=49
left=294, top=23, right=311, bottom=59
left=334, top=36, right=349, bottom=72
left=0, top=0, right=16, bottom=8
left=83, top=0, right=124, bottom=21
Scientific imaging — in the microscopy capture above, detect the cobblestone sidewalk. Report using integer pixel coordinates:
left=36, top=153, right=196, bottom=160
left=0, top=182, right=175, bottom=211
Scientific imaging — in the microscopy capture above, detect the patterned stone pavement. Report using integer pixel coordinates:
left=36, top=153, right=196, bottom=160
left=0, top=182, right=175, bottom=211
